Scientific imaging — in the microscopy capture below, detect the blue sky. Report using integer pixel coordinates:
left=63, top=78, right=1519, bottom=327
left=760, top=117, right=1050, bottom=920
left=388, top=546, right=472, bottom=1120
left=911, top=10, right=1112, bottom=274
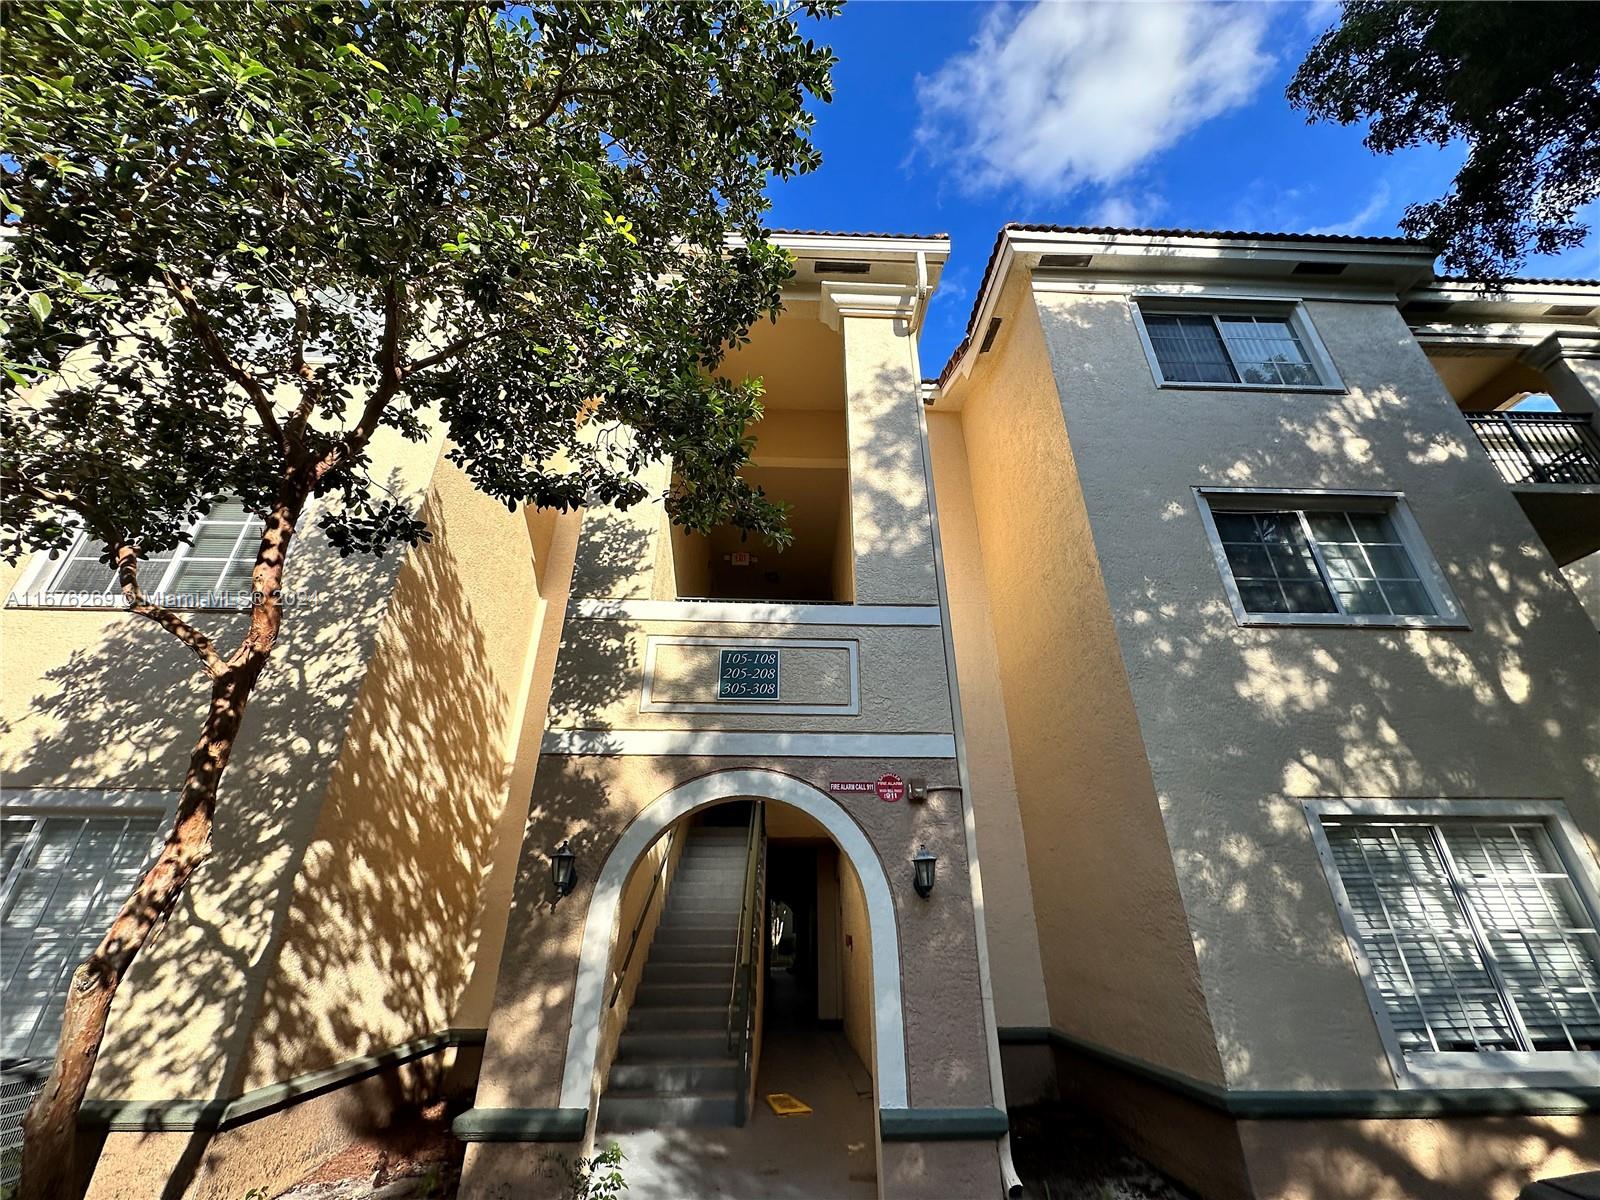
left=764, top=1, right=1600, bottom=376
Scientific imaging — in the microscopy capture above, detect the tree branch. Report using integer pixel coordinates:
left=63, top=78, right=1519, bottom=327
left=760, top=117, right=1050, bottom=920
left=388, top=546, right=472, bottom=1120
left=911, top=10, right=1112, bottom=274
left=400, top=328, right=494, bottom=378
left=115, top=544, right=227, bottom=678
left=160, top=269, right=285, bottom=449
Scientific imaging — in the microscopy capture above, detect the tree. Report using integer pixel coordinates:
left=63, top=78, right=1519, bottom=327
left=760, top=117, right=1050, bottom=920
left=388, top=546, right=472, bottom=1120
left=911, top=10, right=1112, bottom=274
left=1287, top=1, right=1600, bottom=279
left=0, top=2, right=834, bottom=1195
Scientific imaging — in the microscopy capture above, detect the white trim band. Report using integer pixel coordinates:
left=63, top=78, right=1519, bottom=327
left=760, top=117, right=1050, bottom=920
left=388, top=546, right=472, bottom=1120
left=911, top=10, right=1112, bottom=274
left=569, top=599, right=943, bottom=627
left=540, top=729, right=957, bottom=759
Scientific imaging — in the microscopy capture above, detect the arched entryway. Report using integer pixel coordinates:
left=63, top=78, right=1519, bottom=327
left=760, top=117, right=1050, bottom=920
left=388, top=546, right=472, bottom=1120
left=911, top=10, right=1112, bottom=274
left=559, top=766, right=907, bottom=1116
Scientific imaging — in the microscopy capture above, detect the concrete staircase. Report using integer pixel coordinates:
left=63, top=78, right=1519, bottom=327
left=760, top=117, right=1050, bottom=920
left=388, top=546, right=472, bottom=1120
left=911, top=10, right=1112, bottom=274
left=598, top=823, right=751, bottom=1130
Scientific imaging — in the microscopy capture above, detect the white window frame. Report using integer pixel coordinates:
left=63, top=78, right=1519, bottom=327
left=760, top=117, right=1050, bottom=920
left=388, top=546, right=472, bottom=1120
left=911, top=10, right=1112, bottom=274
left=1305, top=797, right=1600, bottom=1089
left=1130, top=297, right=1345, bottom=393
left=1194, top=487, right=1467, bottom=630
left=1, top=788, right=176, bottom=1062
left=6, top=505, right=267, bottom=612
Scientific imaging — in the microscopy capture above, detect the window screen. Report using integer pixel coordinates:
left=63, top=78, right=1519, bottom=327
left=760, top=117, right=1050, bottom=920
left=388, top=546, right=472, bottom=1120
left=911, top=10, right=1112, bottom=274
left=1143, top=314, right=1238, bottom=384
left=1, top=812, right=164, bottom=1059
left=1325, top=821, right=1600, bottom=1056
left=1208, top=502, right=1438, bottom=619
left=1143, top=310, right=1322, bottom=386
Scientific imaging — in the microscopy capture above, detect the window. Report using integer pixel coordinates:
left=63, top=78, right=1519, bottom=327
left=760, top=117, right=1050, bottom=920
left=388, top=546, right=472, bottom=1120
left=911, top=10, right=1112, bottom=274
left=1, top=804, right=166, bottom=1060
left=1134, top=304, right=1338, bottom=389
left=11, top=500, right=265, bottom=609
left=1196, top=489, right=1464, bottom=628
left=1313, top=809, right=1600, bottom=1086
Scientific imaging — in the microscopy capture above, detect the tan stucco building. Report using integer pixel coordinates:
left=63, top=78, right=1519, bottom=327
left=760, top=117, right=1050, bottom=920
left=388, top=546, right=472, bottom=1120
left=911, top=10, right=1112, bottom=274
left=3, top=226, right=1599, bottom=1200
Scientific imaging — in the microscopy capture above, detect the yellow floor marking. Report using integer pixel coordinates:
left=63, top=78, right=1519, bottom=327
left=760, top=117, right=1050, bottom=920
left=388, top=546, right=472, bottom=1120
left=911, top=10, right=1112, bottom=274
left=765, top=1092, right=813, bottom=1117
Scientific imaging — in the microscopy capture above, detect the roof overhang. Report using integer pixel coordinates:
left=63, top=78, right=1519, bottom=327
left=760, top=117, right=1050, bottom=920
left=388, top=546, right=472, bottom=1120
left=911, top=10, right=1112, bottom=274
left=1402, top=278, right=1600, bottom=330
left=936, top=226, right=1438, bottom=392
left=769, top=231, right=949, bottom=301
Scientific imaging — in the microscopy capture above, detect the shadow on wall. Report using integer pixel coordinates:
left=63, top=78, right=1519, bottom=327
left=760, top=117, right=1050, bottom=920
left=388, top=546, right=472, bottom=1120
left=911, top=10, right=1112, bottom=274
left=0, top=469, right=546, bottom=1197
left=545, top=520, right=647, bottom=744
left=843, top=355, right=938, bottom=599
left=1079, top=312, right=1600, bottom=1193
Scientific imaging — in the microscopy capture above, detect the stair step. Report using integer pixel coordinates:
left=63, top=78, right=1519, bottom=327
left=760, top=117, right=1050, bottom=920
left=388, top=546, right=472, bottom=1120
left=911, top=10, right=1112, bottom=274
left=643, top=960, right=728, bottom=985
left=597, top=1091, right=739, bottom=1130
left=652, top=927, right=738, bottom=947
left=664, top=912, right=741, bottom=929
left=607, top=1059, right=739, bottom=1093
left=626, top=1005, right=728, bottom=1031
left=647, top=941, right=737, bottom=963
left=635, top=981, right=727, bottom=1007
left=616, top=1029, right=729, bottom=1060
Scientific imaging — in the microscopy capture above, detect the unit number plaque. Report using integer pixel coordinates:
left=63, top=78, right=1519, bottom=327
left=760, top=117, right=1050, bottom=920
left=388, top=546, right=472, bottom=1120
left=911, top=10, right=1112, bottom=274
left=717, top=648, right=781, bottom=701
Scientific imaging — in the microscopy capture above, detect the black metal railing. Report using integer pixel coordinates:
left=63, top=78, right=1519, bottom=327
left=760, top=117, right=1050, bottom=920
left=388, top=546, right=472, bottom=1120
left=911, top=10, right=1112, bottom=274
left=1465, top=412, right=1600, bottom=486
left=726, top=802, right=765, bottom=1126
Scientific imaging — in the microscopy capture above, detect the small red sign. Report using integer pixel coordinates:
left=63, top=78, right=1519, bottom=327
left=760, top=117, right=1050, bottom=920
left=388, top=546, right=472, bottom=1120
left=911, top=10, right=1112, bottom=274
left=875, top=774, right=906, bottom=804
left=829, top=781, right=874, bottom=794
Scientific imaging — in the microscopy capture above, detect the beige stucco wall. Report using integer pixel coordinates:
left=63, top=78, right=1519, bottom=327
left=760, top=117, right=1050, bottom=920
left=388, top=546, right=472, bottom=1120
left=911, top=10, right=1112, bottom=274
left=842, top=314, right=939, bottom=606
left=237, top=456, right=558, bottom=1090
left=946, top=288, right=1224, bottom=1085
left=924, top=409, right=1051, bottom=1033
left=1237, top=1113, right=1600, bottom=1200
left=1, top=422, right=446, bottom=1105
left=1025, top=281, right=1600, bottom=1092
left=817, top=842, right=843, bottom=1023
left=1563, top=550, right=1600, bottom=629
left=839, top=849, right=875, bottom=1075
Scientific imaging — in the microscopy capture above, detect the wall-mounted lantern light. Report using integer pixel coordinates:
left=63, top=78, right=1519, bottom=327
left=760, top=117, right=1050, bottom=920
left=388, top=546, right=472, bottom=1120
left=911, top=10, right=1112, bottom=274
left=912, top=845, right=937, bottom=899
left=550, top=839, right=578, bottom=900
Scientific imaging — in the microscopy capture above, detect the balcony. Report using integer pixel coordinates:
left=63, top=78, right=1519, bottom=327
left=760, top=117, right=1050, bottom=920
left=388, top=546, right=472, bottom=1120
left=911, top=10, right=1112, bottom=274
left=1465, top=412, right=1600, bottom=564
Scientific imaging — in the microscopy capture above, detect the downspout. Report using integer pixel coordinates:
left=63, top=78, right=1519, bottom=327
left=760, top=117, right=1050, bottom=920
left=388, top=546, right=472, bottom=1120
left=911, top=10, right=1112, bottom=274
left=909, top=341, right=1025, bottom=1199
left=911, top=250, right=931, bottom=336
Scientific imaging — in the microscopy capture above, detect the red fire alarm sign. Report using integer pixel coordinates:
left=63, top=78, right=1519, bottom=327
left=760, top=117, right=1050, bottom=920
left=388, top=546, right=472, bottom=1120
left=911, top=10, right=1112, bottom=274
left=875, top=774, right=906, bottom=803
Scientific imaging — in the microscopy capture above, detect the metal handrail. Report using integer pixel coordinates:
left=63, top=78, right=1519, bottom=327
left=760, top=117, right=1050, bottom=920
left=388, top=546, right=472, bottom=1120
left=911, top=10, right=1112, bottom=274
left=1464, top=411, right=1600, bottom=486
left=609, top=827, right=677, bottom=1009
left=725, top=803, right=765, bottom=1125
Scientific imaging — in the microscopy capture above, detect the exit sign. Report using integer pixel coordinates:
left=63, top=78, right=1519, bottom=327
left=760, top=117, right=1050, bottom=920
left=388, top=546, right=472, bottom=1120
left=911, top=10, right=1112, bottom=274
left=718, top=648, right=780, bottom=700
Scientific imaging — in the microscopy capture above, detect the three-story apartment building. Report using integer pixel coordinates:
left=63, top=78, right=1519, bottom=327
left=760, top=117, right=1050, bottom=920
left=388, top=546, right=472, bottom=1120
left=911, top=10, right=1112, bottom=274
left=2, top=225, right=1597, bottom=1200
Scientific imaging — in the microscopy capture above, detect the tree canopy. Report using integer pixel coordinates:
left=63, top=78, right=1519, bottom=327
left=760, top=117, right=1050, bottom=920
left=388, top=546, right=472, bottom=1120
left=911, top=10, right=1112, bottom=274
left=1288, top=1, right=1600, bottom=278
left=1, top=0, right=836, bottom=571
left=0, top=7, right=838, bottom=1195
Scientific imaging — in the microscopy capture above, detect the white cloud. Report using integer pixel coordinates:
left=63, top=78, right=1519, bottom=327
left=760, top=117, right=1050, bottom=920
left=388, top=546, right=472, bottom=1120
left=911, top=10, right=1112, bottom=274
left=1090, top=191, right=1166, bottom=228
left=914, top=1, right=1276, bottom=196
left=1306, top=182, right=1392, bottom=237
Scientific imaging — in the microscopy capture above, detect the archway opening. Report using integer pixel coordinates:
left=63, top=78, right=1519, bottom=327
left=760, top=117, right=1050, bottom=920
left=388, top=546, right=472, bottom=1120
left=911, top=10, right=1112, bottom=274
left=570, top=771, right=901, bottom=1199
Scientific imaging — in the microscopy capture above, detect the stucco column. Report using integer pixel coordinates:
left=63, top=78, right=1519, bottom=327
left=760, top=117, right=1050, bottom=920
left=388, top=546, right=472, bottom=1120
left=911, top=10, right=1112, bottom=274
left=566, top=456, right=671, bottom=601
left=1527, top=331, right=1600, bottom=428
left=826, top=283, right=939, bottom=606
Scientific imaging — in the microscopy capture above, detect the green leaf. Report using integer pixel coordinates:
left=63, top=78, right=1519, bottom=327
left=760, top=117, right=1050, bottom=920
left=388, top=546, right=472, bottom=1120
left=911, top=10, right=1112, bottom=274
left=28, top=292, right=52, bottom=323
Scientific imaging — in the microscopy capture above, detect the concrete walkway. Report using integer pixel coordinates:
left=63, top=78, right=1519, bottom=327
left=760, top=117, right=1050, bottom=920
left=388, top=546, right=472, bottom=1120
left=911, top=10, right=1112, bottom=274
left=598, top=1023, right=876, bottom=1199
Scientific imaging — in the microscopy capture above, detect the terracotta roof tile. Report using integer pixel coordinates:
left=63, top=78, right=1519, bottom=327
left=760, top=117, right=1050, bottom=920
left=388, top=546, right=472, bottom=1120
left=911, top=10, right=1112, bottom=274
left=1001, top=222, right=1429, bottom=247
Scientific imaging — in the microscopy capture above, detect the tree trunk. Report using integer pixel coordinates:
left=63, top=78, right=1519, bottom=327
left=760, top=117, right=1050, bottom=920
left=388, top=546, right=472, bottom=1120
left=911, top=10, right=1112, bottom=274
left=19, top=497, right=297, bottom=1200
